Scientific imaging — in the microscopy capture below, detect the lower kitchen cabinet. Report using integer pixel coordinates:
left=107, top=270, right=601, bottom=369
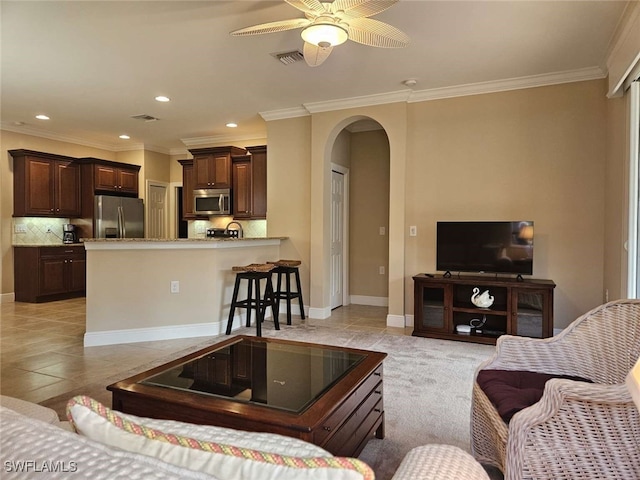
left=14, top=246, right=86, bottom=303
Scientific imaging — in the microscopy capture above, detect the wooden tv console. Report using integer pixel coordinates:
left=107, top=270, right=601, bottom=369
left=413, top=274, right=555, bottom=345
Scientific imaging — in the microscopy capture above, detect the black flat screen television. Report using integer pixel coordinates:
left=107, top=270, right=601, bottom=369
left=436, top=221, right=534, bottom=275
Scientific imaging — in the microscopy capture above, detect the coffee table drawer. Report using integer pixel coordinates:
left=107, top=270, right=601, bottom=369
left=314, top=364, right=383, bottom=447
left=322, top=391, right=383, bottom=456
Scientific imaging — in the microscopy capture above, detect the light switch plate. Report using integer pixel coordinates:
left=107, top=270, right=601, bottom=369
left=409, top=226, right=417, bottom=236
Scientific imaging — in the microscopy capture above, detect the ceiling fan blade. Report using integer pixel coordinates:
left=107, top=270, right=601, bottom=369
left=230, top=18, right=311, bottom=36
left=331, top=0, right=398, bottom=19
left=285, top=0, right=326, bottom=15
left=346, top=17, right=409, bottom=48
left=303, top=41, right=333, bottom=67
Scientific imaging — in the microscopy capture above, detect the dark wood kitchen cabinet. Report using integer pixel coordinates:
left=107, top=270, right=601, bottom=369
left=177, top=159, right=209, bottom=220
left=10, top=150, right=81, bottom=218
left=78, top=158, right=140, bottom=196
left=190, top=146, right=246, bottom=189
left=14, top=246, right=86, bottom=302
left=232, top=145, right=267, bottom=219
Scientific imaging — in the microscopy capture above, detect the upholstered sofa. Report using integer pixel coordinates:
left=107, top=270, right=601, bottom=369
left=0, top=395, right=489, bottom=480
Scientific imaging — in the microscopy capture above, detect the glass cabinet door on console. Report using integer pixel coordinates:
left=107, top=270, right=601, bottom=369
left=512, top=288, right=553, bottom=338
left=414, top=282, right=450, bottom=333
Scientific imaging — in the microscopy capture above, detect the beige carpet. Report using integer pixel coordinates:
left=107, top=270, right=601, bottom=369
left=41, top=322, right=497, bottom=480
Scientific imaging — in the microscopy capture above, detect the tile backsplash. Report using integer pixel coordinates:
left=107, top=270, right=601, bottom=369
left=188, top=218, right=267, bottom=239
left=13, top=217, right=268, bottom=243
left=13, top=218, right=70, bottom=245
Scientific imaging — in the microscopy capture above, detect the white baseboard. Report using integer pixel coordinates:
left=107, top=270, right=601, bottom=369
left=350, top=295, right=389, bottom=307
left=0, top=292, right=15, bottom=304
left=84, top=322, right=222, bottom=347
left=308, top=306, right=332, bottom=319
left=404, top=314, right=415, bottom=328
left=386, top=314, right=405, bottom=328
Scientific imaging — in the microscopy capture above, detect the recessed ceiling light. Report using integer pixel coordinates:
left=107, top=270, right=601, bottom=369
left=119, top=134, right=130, bottom=140
left=35, top=114, right=50, bottom=120
left=155, top=96, right=170, bottom=102
left=226, top=123, right=238, bottom=128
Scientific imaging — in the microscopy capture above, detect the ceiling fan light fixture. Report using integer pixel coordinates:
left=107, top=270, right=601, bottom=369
left=301, top=23, right=348, bottom=47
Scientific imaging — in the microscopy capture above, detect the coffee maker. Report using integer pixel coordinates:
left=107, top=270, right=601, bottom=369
left=62, top=224, right=78, bottom=244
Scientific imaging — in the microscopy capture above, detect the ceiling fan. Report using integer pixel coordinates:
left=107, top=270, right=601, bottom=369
left=230, top=0, right=410, bottom=67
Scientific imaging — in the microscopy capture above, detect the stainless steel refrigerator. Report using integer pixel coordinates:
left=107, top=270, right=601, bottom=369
left=95, top=195, right=144, bottom=238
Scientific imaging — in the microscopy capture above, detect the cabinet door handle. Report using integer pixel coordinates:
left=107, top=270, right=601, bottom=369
left=374, top=408, right=382, bottom=413
left=322, top=426, right=332, bottom=432
left=374, top=372, right=381, bottom=377
left=374, top=390, right=382, bottom=394
left=69, top=260, right=73, bottom=263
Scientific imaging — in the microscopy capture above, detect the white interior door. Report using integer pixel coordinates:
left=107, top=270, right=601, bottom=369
left=147, top=182, right=168, bottom=239
left=331, top=170, right=345, bottom=309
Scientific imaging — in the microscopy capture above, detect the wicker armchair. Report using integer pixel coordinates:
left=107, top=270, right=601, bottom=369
left=471, top=299, right=640, bottom=480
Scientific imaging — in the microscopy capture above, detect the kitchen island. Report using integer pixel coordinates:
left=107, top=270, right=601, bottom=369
left=83, top=237, right=286, bottom=346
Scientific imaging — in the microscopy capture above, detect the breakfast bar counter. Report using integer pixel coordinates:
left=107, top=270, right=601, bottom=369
left=83, top=237, right=287, bottom=346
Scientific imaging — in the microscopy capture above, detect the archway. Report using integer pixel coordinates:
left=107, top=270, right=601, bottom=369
left=307, top=105, right=407, bottom=328
left=328, top=120, right=390, bottom=312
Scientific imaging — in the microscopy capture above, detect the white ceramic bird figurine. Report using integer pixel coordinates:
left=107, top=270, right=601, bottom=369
left=471, top=287, right=494, bottom=308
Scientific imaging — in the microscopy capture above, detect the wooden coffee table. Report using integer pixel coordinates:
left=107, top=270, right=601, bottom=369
left=107, top=335, right=386, bottom=457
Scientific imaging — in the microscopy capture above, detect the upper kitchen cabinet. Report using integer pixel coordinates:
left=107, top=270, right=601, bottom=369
left=177, top=159, right=209, bottom=220
left=233, top=145, right=267, bottom=219
left=11, top=149, right=81, bottom=217
left=78, top=158, right=140, bottom=196
left=190, top=146, right=246, bottom=189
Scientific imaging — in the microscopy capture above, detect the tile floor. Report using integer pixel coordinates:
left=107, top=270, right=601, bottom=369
left=0, top=298, right=411, bottom=406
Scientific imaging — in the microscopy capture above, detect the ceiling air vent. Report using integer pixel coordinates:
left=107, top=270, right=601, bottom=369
left=131, top=114, right=159, bottom=122
left=271, top=50, right=304, bottom=65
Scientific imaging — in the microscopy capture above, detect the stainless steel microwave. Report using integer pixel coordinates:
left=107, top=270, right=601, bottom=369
left=193, top=188, right=231, bottom=215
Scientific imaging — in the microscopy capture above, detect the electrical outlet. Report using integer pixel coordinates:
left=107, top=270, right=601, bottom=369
left=409, top=225, right=417, bottom=236
left=379, top=266, right=385, bottom=275
left=14, top=224, right=27, bottom=233
left=46, top=224, right=53, bottom=233
left=379, top=227, right=385, bottom=236
left=170, top=280, right=180, bottom=294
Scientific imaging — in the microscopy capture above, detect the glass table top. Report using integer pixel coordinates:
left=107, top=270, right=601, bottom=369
left=140, top=337, right=366, bottom=413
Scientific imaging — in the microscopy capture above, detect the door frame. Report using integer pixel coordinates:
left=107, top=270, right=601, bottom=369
left=331, top=163, right=350, bottom=308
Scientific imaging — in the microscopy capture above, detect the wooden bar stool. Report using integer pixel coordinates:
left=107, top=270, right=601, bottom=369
left=226, top=264, right=278, bottom=337
left=268, top=260, right=305, bottom=325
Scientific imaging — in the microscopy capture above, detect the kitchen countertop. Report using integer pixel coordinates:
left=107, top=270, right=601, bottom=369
left=83, top=237, right=287, bottom=250
left=13, top=243, right=85, bottom=247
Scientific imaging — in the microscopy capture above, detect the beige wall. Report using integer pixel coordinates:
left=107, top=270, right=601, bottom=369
left=266, top=116, right=312, bottom=308
left=144, top=150, right=171, bottom=184
left=265, top=79, right=613, bottom=329
left=331, top=130, right=351, bottom=168
left=349, top=129, right=390, bottom=299
left=405, top=80, right=608, bottom=327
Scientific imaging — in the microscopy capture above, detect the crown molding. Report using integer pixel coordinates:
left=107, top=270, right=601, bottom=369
left=258, top=66, right=606, bottom=121
left=1, top=123, right=172, bottom=155
left=304, top=90, right=410, bottom=113
left=1, top=122, right=119, bottom=152
left=259, top=106, right=310, bottom=121
left=408, top=67, right=606, bottom=103
left=180, top=132, right=268, bottom=148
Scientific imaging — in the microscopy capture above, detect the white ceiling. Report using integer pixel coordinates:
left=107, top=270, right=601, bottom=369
left=0, top=1, right=629, bottom=153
